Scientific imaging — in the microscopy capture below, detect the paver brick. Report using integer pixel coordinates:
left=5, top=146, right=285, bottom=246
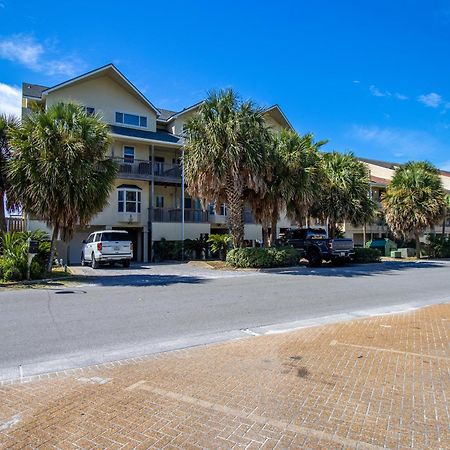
left=0, top=304, right=449, bottom=449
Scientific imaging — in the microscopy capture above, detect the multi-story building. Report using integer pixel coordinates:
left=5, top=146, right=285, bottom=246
left=21, top=64, right=450, bottom=263
left=22, top=64, right=292, bottom=263
left=342, top=157, right=450, bottom=245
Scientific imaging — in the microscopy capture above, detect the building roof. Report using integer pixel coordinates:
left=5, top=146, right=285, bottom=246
left=42, top=64, right=161, bottom=115
left=109, top=125, right=183, bottom=145
left=370, top=175, right=390, bottom=185
left=263, top=104, right=295, bottom=131
left=22, top=83, right=48, bottom=99
left=157, top=108, right=178, bottom=121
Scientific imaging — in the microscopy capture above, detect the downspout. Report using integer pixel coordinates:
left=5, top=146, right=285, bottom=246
left=181, top=146, right=185, bottom=260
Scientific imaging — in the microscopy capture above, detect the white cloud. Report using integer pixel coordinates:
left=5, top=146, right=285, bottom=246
left=0, top=82, right=21, bottom=117
left=417, top=92, right=442, bottom=108
left=369, top=85, right=390, bottom=97
left=0, top=83, right=22, bottom=117
left=352, top=80, right=360, bottom=84
left=369, top=85, right=407, bottom=101
left=0, top=34, right=82, bottom=77
left=349, top=125, right=446, bottom=160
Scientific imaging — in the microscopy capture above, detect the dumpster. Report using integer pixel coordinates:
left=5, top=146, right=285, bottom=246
left=366, top=238, right=397, bottom=256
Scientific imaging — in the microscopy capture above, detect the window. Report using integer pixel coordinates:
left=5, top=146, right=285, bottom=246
left=156, top=196, right=164, bottom=208
left=84, top=106, right=95, bottom=116
left=100, top=232, right=130, bottom=242
left=118, top=188, right=141, bottom=213
left=154, top=156, right=165, bottom=175
left=87, top=234, right=94, bottom=243
left=94, top=234, right=101, bottom=242
left=123, top=146, right=135, bottom=163
left=115, top=111, right=147, bottom=128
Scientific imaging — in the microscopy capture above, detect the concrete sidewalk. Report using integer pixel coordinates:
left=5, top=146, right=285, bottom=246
left=0, top=304, right=448, bottom=449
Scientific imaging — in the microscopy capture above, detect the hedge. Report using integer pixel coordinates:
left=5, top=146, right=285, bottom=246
left=354, top=247, right=381, bottom=263
left=226, top=247, right=300, bottom=268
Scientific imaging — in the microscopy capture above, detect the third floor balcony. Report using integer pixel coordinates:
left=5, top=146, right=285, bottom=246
left=113, top=157, right=182, bottom=183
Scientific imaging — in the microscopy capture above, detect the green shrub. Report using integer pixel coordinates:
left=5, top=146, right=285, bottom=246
left=426, top=234, right=450, bottom=258
left=0, top=230, right=51, bottom=281
left=207, top=234, right=232, bottom=260
left=354, top=247, right=381, bottom=263
left=153, top=239, right=185, bottom=261
left=226, top=247, right=300, bottom=268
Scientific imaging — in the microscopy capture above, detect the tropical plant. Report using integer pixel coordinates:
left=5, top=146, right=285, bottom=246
left=0, top=230, right=50, bottom=281
left=381, top=161, right=446, bottom=258
left=184, top=89, right=271, bottom=247
left=207, top=234, right=232, bottom=260
left=248, top=129, right=325, bottom=246
left=7, top=102, right=117, bottom=271
left=310, top=152, right=376, bottom=238
left=0, top=114, right=19, bottom=232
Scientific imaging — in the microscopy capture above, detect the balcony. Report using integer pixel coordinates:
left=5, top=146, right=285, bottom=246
left=114, top=158, right=182, bottom=183
left=151, top=208, right=209, bottom=223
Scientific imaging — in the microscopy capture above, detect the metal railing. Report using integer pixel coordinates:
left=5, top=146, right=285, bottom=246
left=151, top=208, right=209, bottom=223
left=113, top=157, right=181, bottom=181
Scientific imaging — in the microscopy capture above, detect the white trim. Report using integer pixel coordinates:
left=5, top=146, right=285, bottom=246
left=110, top=133, right=183, bottom=148
left=41, top=64, right=160, bottom=115
left=163, top=101, right=204, bottom=122
left=117, top=187, right=142, bottom=214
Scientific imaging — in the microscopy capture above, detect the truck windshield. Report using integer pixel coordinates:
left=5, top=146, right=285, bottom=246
left=101, top=232, right=130, bottom=242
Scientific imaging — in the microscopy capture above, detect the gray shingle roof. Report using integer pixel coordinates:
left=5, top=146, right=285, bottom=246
left=110, top=125, right=183, bottom=145
left=22, top=83, right=48, bottom=99
left=157, top=108, right=178, bottom=121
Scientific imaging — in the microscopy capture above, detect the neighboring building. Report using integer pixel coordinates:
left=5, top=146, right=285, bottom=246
left=22, top=64, right=292, bottom=264
left=342, top=157, right=450, bottom=246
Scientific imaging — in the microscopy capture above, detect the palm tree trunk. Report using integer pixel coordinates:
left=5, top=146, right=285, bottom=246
left=48, top=223, right=60, bottom=272
left=262, top=226, right=269, bottom=247
left=0, top=191, right=7, bottom=233
left=225, top=173, right=244, bottom=248
left=415, top=231, right=421, bottom=259
left=269, top=215, right=278, bottom=247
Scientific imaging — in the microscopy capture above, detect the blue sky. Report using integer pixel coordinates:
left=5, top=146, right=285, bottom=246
left=1, top=0, right=450, bottom=169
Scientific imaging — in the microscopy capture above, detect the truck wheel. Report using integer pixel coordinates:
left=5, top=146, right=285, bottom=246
left=91, top=254, right=99, bottom=269
left=307, top=248, right=323, bottom=267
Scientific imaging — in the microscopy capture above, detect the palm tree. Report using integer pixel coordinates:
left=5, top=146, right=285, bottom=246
left=311, top=152, right=376, bottom=238
left=442, top=194, right=450, bottom=236
left=184, top=89, right=271, bottom=247
left=381, top=161, right=446, bottom=258
left=7, top=102, right=117, bottom=271
left=0, top=114, right=19, bottom=232
left=249, top=129, right=324, bottom=245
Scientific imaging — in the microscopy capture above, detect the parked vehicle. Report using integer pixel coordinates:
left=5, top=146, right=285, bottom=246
left=277, top=227, right=354, bottom=266
left=81, top=230, right=133, bottom=269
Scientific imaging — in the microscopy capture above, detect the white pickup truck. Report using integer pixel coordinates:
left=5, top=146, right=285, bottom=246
left=81, top=230, right=133, bottom=268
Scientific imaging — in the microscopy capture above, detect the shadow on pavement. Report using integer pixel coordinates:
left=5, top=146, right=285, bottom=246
left=79, top=273, right=206, bottom=287
left=262, top=261, right=448, bottom=278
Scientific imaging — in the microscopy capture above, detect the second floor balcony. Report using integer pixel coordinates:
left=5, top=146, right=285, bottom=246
left=113, top=157, right=182, bottom=182
left=151, top=208, right=209, bottom=223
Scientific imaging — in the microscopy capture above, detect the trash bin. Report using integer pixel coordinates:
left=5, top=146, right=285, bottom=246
left=366, top=238, right=397, bottom=256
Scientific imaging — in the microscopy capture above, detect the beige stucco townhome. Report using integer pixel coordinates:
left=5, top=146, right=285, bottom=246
left=22, top=64, right=293, bottom=263
left=21, top=64, right=450, bottom=263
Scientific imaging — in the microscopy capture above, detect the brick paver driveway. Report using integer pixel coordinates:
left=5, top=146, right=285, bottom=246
left=0, top=304, right=448, bottom=449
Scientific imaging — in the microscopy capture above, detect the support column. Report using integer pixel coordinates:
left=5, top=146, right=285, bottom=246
left=181, top=147, right=185, bottom=260
left=143, top=228, right=149, bottom=263
left=150, top=144, right=155, bottom=262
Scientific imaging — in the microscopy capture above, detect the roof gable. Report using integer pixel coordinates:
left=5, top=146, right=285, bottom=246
left=42, top=64, right=160, bottom=115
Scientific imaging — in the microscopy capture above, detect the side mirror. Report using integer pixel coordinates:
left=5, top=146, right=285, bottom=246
left=82, top=240, right=87, bottom=244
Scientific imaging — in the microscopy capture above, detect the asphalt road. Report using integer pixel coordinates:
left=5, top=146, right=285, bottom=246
left=0, top=260, right=449, bottom=380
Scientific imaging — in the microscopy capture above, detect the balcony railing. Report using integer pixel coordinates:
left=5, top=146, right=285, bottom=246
left=113, top=157, right=181, bottom=181
left=151, top=208, right=209, bottom=223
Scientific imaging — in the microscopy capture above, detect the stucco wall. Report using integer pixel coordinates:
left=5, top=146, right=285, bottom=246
left=46, top=75, right=157, bottom=131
